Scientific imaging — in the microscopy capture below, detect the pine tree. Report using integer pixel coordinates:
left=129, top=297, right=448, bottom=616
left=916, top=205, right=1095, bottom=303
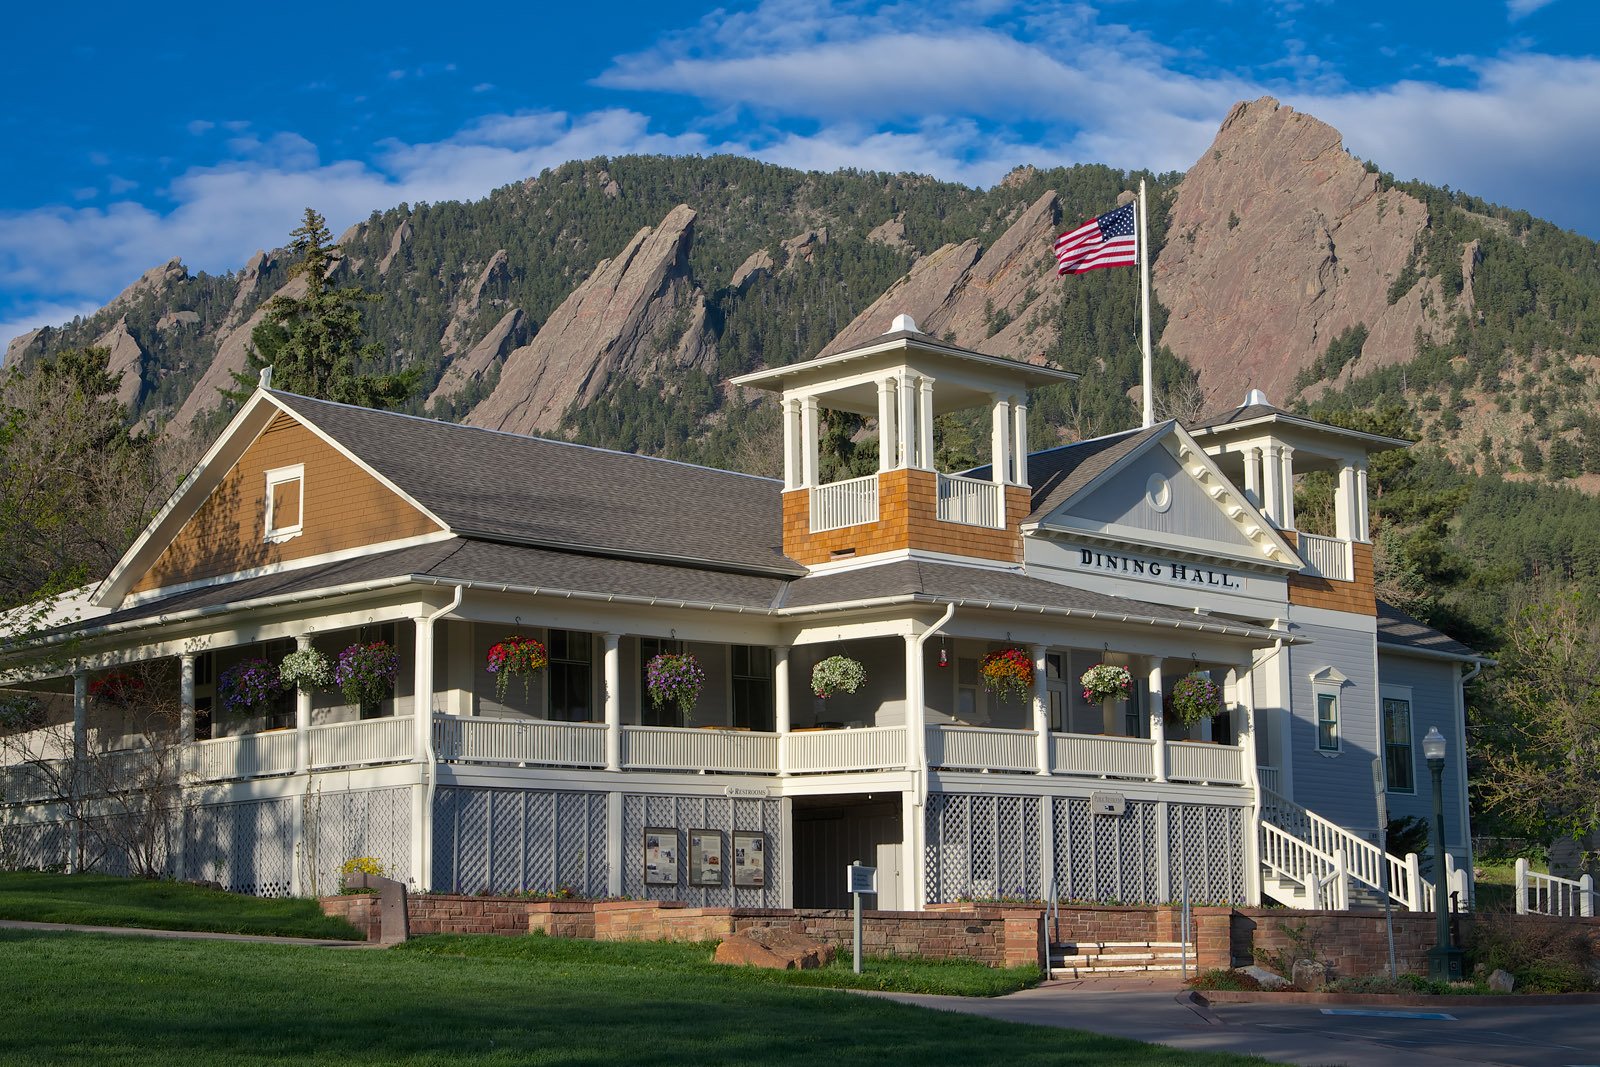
left=226, top=208, right=417, bottom=408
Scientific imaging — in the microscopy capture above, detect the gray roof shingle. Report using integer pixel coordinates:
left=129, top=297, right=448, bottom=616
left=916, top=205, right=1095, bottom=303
left=1376, top=600, right=1482, bottom=660
left=967, top=424, right=1167, bottom=522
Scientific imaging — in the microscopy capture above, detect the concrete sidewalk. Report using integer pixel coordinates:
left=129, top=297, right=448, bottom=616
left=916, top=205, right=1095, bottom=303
left=867, top=979, right=1537, bottom=1066
left=0, top=918, right=376, bottom=947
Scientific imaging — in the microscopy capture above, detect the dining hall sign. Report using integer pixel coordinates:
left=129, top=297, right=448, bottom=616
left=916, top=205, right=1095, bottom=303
left=1074, top=546, right=1245, bottom=591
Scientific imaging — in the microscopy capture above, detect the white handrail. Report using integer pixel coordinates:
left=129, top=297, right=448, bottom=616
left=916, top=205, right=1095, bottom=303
left=434, top=715, right=607, bottom=768
left=784, top=725, right=905, bottom=774
left=1298, top=532, right=1352, bottom=581
left=1167, top=741, right=1246, bottom=785
left=622, top=726, right=778, bottom=774
left=1261, top=785, right=1423, bottom=910
left=1260, top=822, right=1348, bottom=910
left=1051, top=733, right=1155, bottom=780
left=810, top=475, right=879, bottom=532
left=925, top=724, right=1037, bottom=772
left=1515, top=859, right=1594, bottom=917
left=308, top=716, right=413, bottom=770
left=935, top=473, right=1004, bottom=529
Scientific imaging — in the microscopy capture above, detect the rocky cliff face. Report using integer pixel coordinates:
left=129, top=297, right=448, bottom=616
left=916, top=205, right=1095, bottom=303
left=466, top=204, right=715, bottom=435
left=1155, top=97, right=1448, bottom=407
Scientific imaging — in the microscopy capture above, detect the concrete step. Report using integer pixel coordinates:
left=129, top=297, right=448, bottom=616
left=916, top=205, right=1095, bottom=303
left=1048, top=940, right=1193, bottom=977
left=1049, top=961, right=1188, bottom=979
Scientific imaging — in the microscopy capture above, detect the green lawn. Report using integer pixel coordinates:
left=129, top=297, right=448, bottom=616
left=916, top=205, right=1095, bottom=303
left=0, top=871, right=361, bottom=940
left=0, top=929, right=1274, bottom=1066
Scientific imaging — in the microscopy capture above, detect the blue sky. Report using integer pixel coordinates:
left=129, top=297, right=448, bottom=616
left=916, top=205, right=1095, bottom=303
left=2, top=0, right=1596, bottom=352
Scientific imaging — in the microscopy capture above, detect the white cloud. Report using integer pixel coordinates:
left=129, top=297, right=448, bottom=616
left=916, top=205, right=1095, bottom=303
left=1506, top=0, right=1557, bottom=18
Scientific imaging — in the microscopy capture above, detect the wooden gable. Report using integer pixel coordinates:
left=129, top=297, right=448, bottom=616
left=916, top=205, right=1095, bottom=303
left=130, top=411, right=442, bottom=596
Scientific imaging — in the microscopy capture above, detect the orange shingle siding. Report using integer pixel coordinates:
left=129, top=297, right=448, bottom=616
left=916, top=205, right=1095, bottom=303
left=783, top=469, right=1024, bottom=566
left=1285, top=533, right=1376, bottom=615
left=130, top=412, right=443, bottom=595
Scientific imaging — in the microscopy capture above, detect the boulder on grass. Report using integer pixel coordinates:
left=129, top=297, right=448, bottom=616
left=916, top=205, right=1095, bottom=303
left=1291, top=958, right=1327, bottom=991
left=1487, top=968, right=1516, bottom=993
left=714, top=928, right=835, bottom=970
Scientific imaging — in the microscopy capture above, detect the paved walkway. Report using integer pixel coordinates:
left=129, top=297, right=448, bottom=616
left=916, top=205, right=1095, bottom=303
left=0, top=918, right=376, bottom=947
left=869, top=978, right=1600, bottom=1066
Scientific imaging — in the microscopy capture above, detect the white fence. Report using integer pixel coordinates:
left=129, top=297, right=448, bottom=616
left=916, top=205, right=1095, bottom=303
left=1167, top=741, right=1246, bottom=785
left=810, top=474, right=879, bottom=532
left=622, top=726, right=778, bottom=774
left=1515, top=858, right=1595, bottom=917
left=434, top=716, right=606, bottom=768
left=1297, top=532, right=1352, bottom=581
left=785, top=725, right=905, bottom=774
left=308, top=717, right=413, bottom=770
left=936, top=473, right=1004, bottom=528
left=1052, top=733, right=1155, bottom=780
left=187, top=730, right=296, bottom=782
left=1261, top=821, right=1349, bottom=910
left=1262, top=785, right=1422, bottom=911
left=925, top=724, right=1037, bottom=772
left=1257, top=765, right=1281, bottom=794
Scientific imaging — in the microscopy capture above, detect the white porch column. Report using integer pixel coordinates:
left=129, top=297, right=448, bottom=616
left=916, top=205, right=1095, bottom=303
left=1243, top=446, right=1263, bottom=509
left=989, top=394, right=1010, bottom=485
left=1010, top=396, right=1028, bottom=485
left=1334, top=464, right=1357, bottom=541
left=70, top=670, right=86, bottom=874
left=293, top=636, right=312, bottom=774
left=876, top=379, right=897, bottom=472
left=1355, top=462, right=1371, bottom=543
left=898, top=372, right=917, bottom=468
left=1030, top=644, right=1050, bottom=776
left=411, top=615, right=438, bottom=890
left=1147, top=658, right=1167, bottom=783
left=903, top=634, right=925, bottom=773
left=902, top=633, right=926, bottom=911
left=603, top=633, right=622, bottom=772
left=774, top=647, right=792, bottom=777
left=782, top=398, right=801, bottom=490
left=1278, top=446, right=1296, bottom=531
left=1231, top=664, right=1262, bottom=906
left=1263, top=444, right=1283, bottom=527
left=918, top=378, right=935, bottom=471
left=800, top=397, right=820, bottom=488
left=179, top=654, right=197, bottom=744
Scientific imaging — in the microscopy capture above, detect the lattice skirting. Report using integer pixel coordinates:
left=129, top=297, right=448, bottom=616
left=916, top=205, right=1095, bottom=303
left=303, top=787, right=412, bottom=897
left=433, top=786, right=609, bottom=898
left=0, top=817, right=73, bottom=872
left=622, top=793, right=783, bottom=908
left=925, top=792, right=1246, bottom=906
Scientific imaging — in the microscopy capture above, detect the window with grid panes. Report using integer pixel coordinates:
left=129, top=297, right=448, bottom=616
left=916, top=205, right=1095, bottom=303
left=1317, top=690, right=1340, bottom=751
left=730, top=646, right=772, bottom=730
left=548, top=630, right=593, bottom=722
left=1382, top=695, right=1414, bottom=792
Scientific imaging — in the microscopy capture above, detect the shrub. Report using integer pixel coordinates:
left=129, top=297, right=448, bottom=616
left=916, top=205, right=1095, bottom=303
left=1467, top=908, right=1598, bottom=992
left=1186, top=968, right=1263, bottom=991
left=339, top=855, right=386, bottom=892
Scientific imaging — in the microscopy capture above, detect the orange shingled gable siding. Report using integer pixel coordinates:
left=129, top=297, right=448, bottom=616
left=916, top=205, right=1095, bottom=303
left=130, top=412, right=443, bottom=595
left=1285, top=532, right=1376, bottom=615
left=782, top=469, right=1024, bottom=566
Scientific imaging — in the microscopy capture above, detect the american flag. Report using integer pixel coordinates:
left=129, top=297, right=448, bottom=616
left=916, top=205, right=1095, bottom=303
left=1054, top=202, right=1138, bottom=275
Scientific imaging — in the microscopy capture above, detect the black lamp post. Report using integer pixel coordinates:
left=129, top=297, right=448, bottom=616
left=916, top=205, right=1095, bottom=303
left=1423, top=726, right=1464, bottom=981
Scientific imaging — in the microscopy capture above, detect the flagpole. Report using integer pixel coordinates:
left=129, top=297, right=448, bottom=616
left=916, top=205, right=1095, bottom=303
left=1139, top=178, right=1154, bottom=428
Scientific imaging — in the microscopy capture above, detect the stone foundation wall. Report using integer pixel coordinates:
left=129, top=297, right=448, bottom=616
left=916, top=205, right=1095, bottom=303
left=319, top=894, right=598, bottom=941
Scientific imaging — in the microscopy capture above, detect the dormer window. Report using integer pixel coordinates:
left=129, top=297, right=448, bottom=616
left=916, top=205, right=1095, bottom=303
left=264, top=464, right=304, bottom=543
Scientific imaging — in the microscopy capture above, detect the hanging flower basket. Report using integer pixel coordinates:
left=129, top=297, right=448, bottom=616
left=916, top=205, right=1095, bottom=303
left=811, top=654, right=866, bottom=699
left=335, top=641, right=400, bottom=712
left=485, top=635, right=548, bottom=702
left=1169, top=671, right=1221, bottom=725
left=219, top=658, right=287, bottom=717
left=87, top=671, right=143, bottom=707
left=279, top=647, right=333, bottom=693
left=646, top=652, right=704, bottom=723
left=979, top=647, right=1034, bottom=704
left=1079, top=663, right=1132, bottom=703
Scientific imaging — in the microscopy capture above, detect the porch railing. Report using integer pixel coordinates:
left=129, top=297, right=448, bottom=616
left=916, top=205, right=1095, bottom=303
left=785, top=725, right=905, bottom=774
left=936, top=473, right=1004, bottom=529
left=622, top=726, right=778, bottom=775
left=1297, top=532, right=1352, bottom=581
left=1263, top=785, right=1421, bottom=911
left=1166, top=741, right=1246, bottom=785
left=434, top=716, right=606, bottom=768
left=308, top=716, right=413, bottom=771
left=1256, top=764, right=1281, bottom=794
left=925, top=724, right=1037, bottom=773
left=1052, top=733, right=1155, bottom=780
left=1260, top=821, right=1349, bottom=910
left=810, top=474, right=879, bottom=532
left=187, top=730, right=296, bottom=781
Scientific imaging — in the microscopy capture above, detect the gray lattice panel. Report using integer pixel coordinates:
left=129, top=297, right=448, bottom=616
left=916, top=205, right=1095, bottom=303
left=185, top=799, right=296, bottom=897
left=433, top=787, right=608, bottom=897
left=1167, top=803, right=1245, bottom=904
left=0, top=818, right=71, bottom=871
left=304, top=787, right=413, bottom=896
left=620, top=793, right=782, bottom=907
left=1052, top=796, right=1161, bottom=904
left=923, top=794, right=1044, bottom=904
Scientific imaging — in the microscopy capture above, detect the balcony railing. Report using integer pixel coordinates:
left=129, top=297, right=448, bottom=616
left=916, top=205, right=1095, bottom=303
left=435, top=716, right=604, bottom=768
left=810, top=474, right=879, bottom=532
left=1052, top=733, right=1156, bottom=780
left=309, top=716, right=413, bottom=771
left=926, top=724, right=1037, bottom=772
left=623, top=726, right=778, bottom=775
left=1298, top=532, right=1352, bottom=581
left=785, top=725, right=905, bottom=774
left=188, top=730, right=296, bottom=781
left=1166, top=741, right=1246, bottom=785
left=936, top=473, right=1004, bottom=528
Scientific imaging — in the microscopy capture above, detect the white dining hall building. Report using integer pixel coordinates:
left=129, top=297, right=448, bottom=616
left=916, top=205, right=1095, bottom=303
left=0, top=316, right=1482, bottom=914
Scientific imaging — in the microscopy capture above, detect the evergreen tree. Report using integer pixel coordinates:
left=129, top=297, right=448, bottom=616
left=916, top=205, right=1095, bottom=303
left=226, top=208, right=417, bottom=408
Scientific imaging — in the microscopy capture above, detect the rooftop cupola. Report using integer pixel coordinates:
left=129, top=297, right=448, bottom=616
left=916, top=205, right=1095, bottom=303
left=731, top=316, right=1076, bottom=567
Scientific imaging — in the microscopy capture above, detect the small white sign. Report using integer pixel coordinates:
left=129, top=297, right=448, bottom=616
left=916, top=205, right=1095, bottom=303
left=725, top=785, right=771, bottom=799
left=1091, top=791, right=1126, bottom=816
left=847, top=864, right=878, bottom=895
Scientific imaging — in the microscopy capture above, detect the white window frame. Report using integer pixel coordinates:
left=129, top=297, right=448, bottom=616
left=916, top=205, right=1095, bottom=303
left=1309, top=666, right=1348, bottom=755
left=264, top=464, right=305, bottom=544
left=1380, top=685, right=1416, bottom=794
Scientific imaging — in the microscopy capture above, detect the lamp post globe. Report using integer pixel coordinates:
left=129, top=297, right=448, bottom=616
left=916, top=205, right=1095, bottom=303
left=1422, top=726, right=1464, bottom=981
